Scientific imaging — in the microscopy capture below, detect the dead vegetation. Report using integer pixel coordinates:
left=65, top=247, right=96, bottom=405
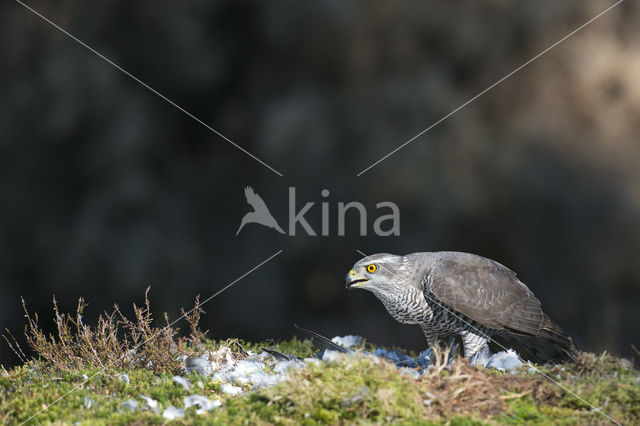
left=2, top=288, right=206, bottom=374
left=417, top=356, right=542, bottom=420
left=412, top=347, right=638, bottom=423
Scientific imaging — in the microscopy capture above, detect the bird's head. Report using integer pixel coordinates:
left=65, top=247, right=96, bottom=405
left=346, top=253, right=413, bottom=296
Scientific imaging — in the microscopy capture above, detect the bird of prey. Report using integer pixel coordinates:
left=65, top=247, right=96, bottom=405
left=346, top=252, right=577, bottom=364
left=236, top=186, right=285, bottom=235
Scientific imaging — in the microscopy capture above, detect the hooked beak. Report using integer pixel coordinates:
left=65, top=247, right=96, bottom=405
left=346, top=269, right=368, bottom=289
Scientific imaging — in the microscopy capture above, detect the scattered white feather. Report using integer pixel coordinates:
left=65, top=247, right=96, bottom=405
left=469, top=347, right=492, bottom=367
left=399, top=367, right=420, bottom=378
left=172, top=376, right=191, bottom=390
left=221, top=383, right=242, bottom=395
left=122, top=399, right=138, bottom=411
left=322, top=350, right=346, bottom=362
left=175, top=340, right=527, bottom=405
left=331, top=335, right=362, bottom=349
left=274, top=359, right=303, bottom=374
left=209, top=354, right=287, bottom=389
left=140, top=395, right=160, bottom=414
left=184, top=395, right=221, bottom=414
left=226, top=360, right=265, bottom=384
left=162, top=406, right=185, bottom=420
left=484, top=349, right=523, bottom=371
left=251, top=372, right=284, bottom=389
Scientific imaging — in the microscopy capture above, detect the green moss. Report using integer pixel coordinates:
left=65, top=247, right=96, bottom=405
left=251, top=355, right=425, bottom=423
left=1, top=341, right=639, bottom=425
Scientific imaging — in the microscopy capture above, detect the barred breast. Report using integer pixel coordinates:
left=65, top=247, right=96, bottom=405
left=378, top=286, right=432, bottom=324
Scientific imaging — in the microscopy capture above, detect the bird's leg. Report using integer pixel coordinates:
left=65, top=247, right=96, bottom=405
left=430, top=339, right=455, bottom=368
left=447, top=335, right=462, bottom=363
left=420, top=327, right=437, bottom=353
left=421, top=327, right=456, bottom=367
left=461, top=330, right=490, bottom=365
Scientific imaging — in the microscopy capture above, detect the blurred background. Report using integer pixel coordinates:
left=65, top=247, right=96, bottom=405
left=1, top=0, right=639, bottom=367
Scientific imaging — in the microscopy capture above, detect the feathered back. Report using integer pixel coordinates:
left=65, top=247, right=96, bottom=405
left=418, top=251, right=576, bottom=362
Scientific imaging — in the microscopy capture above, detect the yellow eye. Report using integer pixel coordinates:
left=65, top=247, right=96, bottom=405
left=366, top=264, right=377, bottom=273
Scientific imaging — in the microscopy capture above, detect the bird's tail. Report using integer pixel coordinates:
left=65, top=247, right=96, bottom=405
left=538, top=314, right=578, bottom=362
left=500, top=334, right=577, bottom=364
left=496, top=315, right=577, bottom=364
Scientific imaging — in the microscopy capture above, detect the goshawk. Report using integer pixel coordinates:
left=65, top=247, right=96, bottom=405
left=346, top=252, right=576, bottom=363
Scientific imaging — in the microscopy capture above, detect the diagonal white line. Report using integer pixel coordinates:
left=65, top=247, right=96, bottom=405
left=14, top=0, right=283, bottom=177
left=355, top=249, right=622, bottom=425
left=180, top=249, right=284, bottom=322
left=357, top=0, right=625, bottom=176
left=19, top=249, right=284, bottom=425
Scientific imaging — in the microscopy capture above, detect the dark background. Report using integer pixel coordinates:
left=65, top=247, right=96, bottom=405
left=1, top=0, right=639, bottom=367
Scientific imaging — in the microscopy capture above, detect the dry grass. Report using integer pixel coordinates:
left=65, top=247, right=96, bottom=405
left=417, top=356, right=542, bottom=420
left=2, top=288, right=206, bottom=374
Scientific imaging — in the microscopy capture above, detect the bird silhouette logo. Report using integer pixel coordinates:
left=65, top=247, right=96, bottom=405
left=236, top=186, right=285, bottom=235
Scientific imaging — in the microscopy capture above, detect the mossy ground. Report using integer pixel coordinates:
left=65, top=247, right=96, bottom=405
left=2, top=295, right=638, bottom=424
left=1, top=341, right=638, bottom=425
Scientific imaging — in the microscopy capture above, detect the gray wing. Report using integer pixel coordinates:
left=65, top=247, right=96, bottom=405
left=423, top=253, right=566, bottom=342
left=244, top=186, right=269, bottom=213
